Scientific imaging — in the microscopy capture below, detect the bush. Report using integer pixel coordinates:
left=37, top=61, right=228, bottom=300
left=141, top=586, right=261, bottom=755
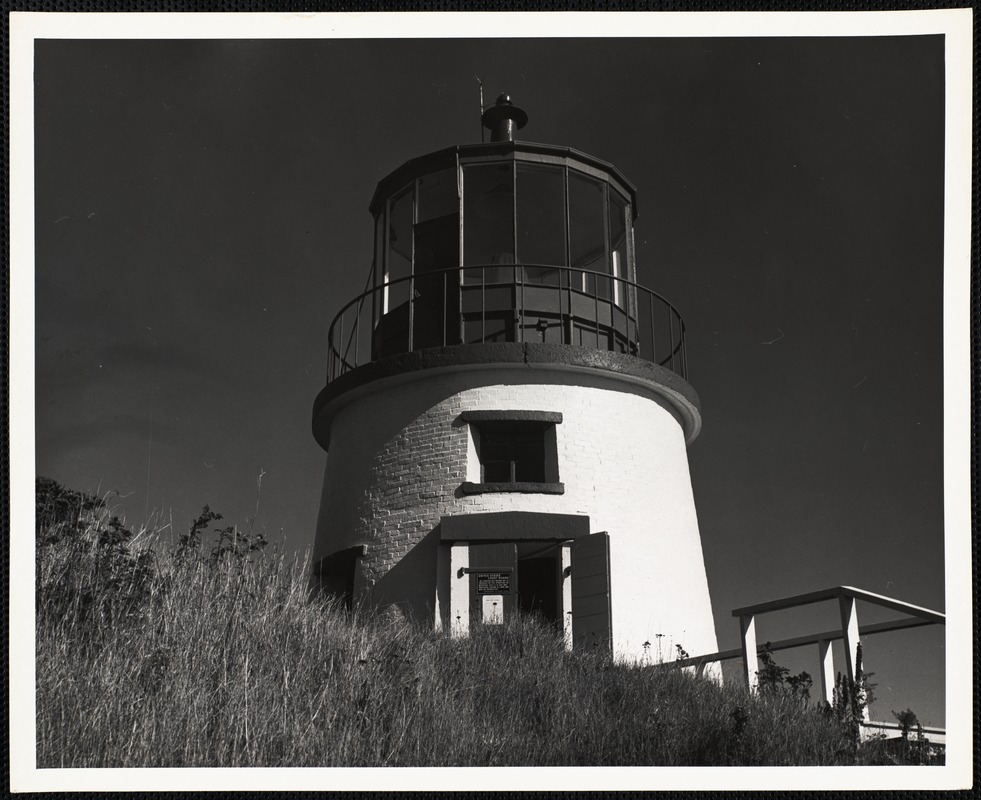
left=35, top=477, right=157, bottom=640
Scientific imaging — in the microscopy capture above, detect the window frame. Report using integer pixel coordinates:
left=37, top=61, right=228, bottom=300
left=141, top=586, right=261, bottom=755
left=460, top=410, right=564, bottom=495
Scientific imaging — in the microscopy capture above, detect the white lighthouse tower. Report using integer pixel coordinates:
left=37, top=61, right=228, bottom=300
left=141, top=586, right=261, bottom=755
left=311, top=96, right=717, bottom=661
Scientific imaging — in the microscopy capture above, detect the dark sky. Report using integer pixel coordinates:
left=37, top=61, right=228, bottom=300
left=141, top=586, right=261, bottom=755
left=34, top=35, right=948, bottom=723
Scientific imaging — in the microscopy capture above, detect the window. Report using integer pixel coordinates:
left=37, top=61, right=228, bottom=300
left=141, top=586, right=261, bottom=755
left=463, top=162, right=515, bottom=270
left=569, top=172, right=609, bottom=298
left=608, top=190, right=630, bottom=309
left=461, top=411, right=563, bottom=495
left=516, top=163, right=566, bottom=280
left=480, top=426, right=546, bottom=483
left=386, top=185, right=413, bottom=313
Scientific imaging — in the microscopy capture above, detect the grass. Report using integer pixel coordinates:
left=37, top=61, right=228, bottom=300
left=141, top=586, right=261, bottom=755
left=35, top=477, right=935, bottom=768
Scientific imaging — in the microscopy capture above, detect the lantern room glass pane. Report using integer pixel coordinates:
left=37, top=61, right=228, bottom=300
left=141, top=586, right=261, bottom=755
left=417, top=168, right=458, bottom=224
left=387, top=185, right=412, bottom=311
left=516, top=163, right=565, bottom=285
left=463, top=163, right=514, bottom=279
left=569, top=172, right=609, bottom=299
left=373, top=213, right=385, bottom=324
left=609, top=190, right=629, bottom=308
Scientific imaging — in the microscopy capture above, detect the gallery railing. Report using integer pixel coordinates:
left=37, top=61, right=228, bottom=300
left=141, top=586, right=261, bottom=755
left=326, top=264, right=688, bottom=383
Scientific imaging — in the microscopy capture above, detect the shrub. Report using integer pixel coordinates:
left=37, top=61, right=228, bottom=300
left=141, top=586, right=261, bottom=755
left=35, top=477, right=157, bottom=640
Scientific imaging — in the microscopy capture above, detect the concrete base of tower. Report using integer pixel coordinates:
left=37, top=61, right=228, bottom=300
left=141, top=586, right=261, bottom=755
left=311, top=346, right=718, bottom=663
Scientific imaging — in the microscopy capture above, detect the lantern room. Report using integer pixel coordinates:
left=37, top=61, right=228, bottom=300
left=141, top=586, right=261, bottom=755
left=325, top=95, right=688, bottom=387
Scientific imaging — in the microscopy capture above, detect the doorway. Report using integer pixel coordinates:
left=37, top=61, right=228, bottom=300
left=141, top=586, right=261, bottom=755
left=516, top=542, right=562, bottom=631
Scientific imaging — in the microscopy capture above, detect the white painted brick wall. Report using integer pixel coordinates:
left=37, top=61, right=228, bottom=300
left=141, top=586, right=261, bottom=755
left=314, top=365, right=718, bottom=661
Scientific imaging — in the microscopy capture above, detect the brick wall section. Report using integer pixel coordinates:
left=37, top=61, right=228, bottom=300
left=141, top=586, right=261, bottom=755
left=313, top=365, right=718, bottom=660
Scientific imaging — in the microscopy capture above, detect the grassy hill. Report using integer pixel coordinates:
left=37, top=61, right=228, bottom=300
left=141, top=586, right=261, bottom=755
left=34, top=477, right=938, bottom=767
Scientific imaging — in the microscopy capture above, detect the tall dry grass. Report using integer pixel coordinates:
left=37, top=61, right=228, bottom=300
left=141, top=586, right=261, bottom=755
left=35, top=478, right=911, bottom=767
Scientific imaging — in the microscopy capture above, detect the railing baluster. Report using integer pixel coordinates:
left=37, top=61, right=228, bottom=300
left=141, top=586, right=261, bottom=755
left=338, top=316, right=345, bottom=374
left=408, top=273, right=414, bottom=354
left=511, top=263, right=525, bottom=342
left=681, top=320, right=688, bottom=379
left=594, top=286, right=600, bottom=350
left=322, top=265, right=688, bottom=383
left=355, top=309, right=361, bottom=368
left=649, top=293, right=655, bottom=363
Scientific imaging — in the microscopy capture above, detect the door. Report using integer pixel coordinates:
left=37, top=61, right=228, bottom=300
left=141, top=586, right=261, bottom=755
left=468, top=542, right=517, bottom=627
left=571, top=532, right=612, bottom=655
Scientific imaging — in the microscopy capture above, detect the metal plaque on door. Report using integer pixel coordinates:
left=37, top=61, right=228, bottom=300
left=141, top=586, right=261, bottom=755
left=476, top=572, right=511, bottom=594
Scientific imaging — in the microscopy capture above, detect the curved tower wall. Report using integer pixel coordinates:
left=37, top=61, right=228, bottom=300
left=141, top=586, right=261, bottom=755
left=313, top=361, right=717, bottom=661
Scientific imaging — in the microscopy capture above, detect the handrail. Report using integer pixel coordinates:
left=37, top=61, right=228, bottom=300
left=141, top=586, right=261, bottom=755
left=324, top=263, right=688, bottom=383
left=674, top=614, right=938, bottom=670
left=731, top=585, right=945, bottom=624
left=675, top=585, right=945, bottom=715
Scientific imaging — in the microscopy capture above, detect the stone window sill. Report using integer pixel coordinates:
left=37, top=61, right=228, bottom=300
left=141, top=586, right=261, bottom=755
left=461, top=481, right=565, bottom=495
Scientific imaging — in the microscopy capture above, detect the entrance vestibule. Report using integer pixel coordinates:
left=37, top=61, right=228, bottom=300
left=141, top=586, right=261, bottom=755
left=442, top=511, right=612, bottom=654
left=466, top=540, right=566, bottom=632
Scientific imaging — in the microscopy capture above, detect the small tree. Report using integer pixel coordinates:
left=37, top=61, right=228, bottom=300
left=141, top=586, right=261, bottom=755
left=893, top=707, right=918, bottom=742
left=757, top=643, right=812, bottom=702
left=892, top=707, right=933, bottom=765
left=210, top=522, right=268, bottom=565
left=830, top=642, right=877, bottom=750
left=175, top=505, right=222, bottom=563
left=757, top=643, right=790, bottom=694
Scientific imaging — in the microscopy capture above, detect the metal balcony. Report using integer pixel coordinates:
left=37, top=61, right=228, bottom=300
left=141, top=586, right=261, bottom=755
left=326, top=264, right=688, bottom=383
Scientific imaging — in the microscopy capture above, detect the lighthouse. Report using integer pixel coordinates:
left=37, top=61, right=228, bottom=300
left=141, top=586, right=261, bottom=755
left=311, top=95, right=718, bottom=661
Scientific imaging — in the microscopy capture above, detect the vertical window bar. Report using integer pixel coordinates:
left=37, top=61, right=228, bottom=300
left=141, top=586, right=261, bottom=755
left=408, top=179, right=419, bottom=353
left=382, top=205, right=390, bottom=315
left=370, top=215, right=378, bottom=344
left=370, top=262, right=377, bottom=340
left=631, top=217, right=639, bottom=352
left=599, top=182, right=607, bottom=347
left=602, top=181, right=611, bottom=310
left=456, top=156, right=465, bottom=345
left=563, top=166, right=572, bottom=345
left=629, top=211, right=637, bottom=284
left=612, top=251, right=621, bottom=309
left=513, top=160, right=523, bottom=343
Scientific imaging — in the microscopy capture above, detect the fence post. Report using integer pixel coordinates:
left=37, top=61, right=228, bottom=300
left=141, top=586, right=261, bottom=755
left=818, top=638, right=835, bottom=705
left=838, top=594, right=860, bottom=684
left=838, top=592, right=870, bottom=720
left=740, top=614, right=758, bottom=691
